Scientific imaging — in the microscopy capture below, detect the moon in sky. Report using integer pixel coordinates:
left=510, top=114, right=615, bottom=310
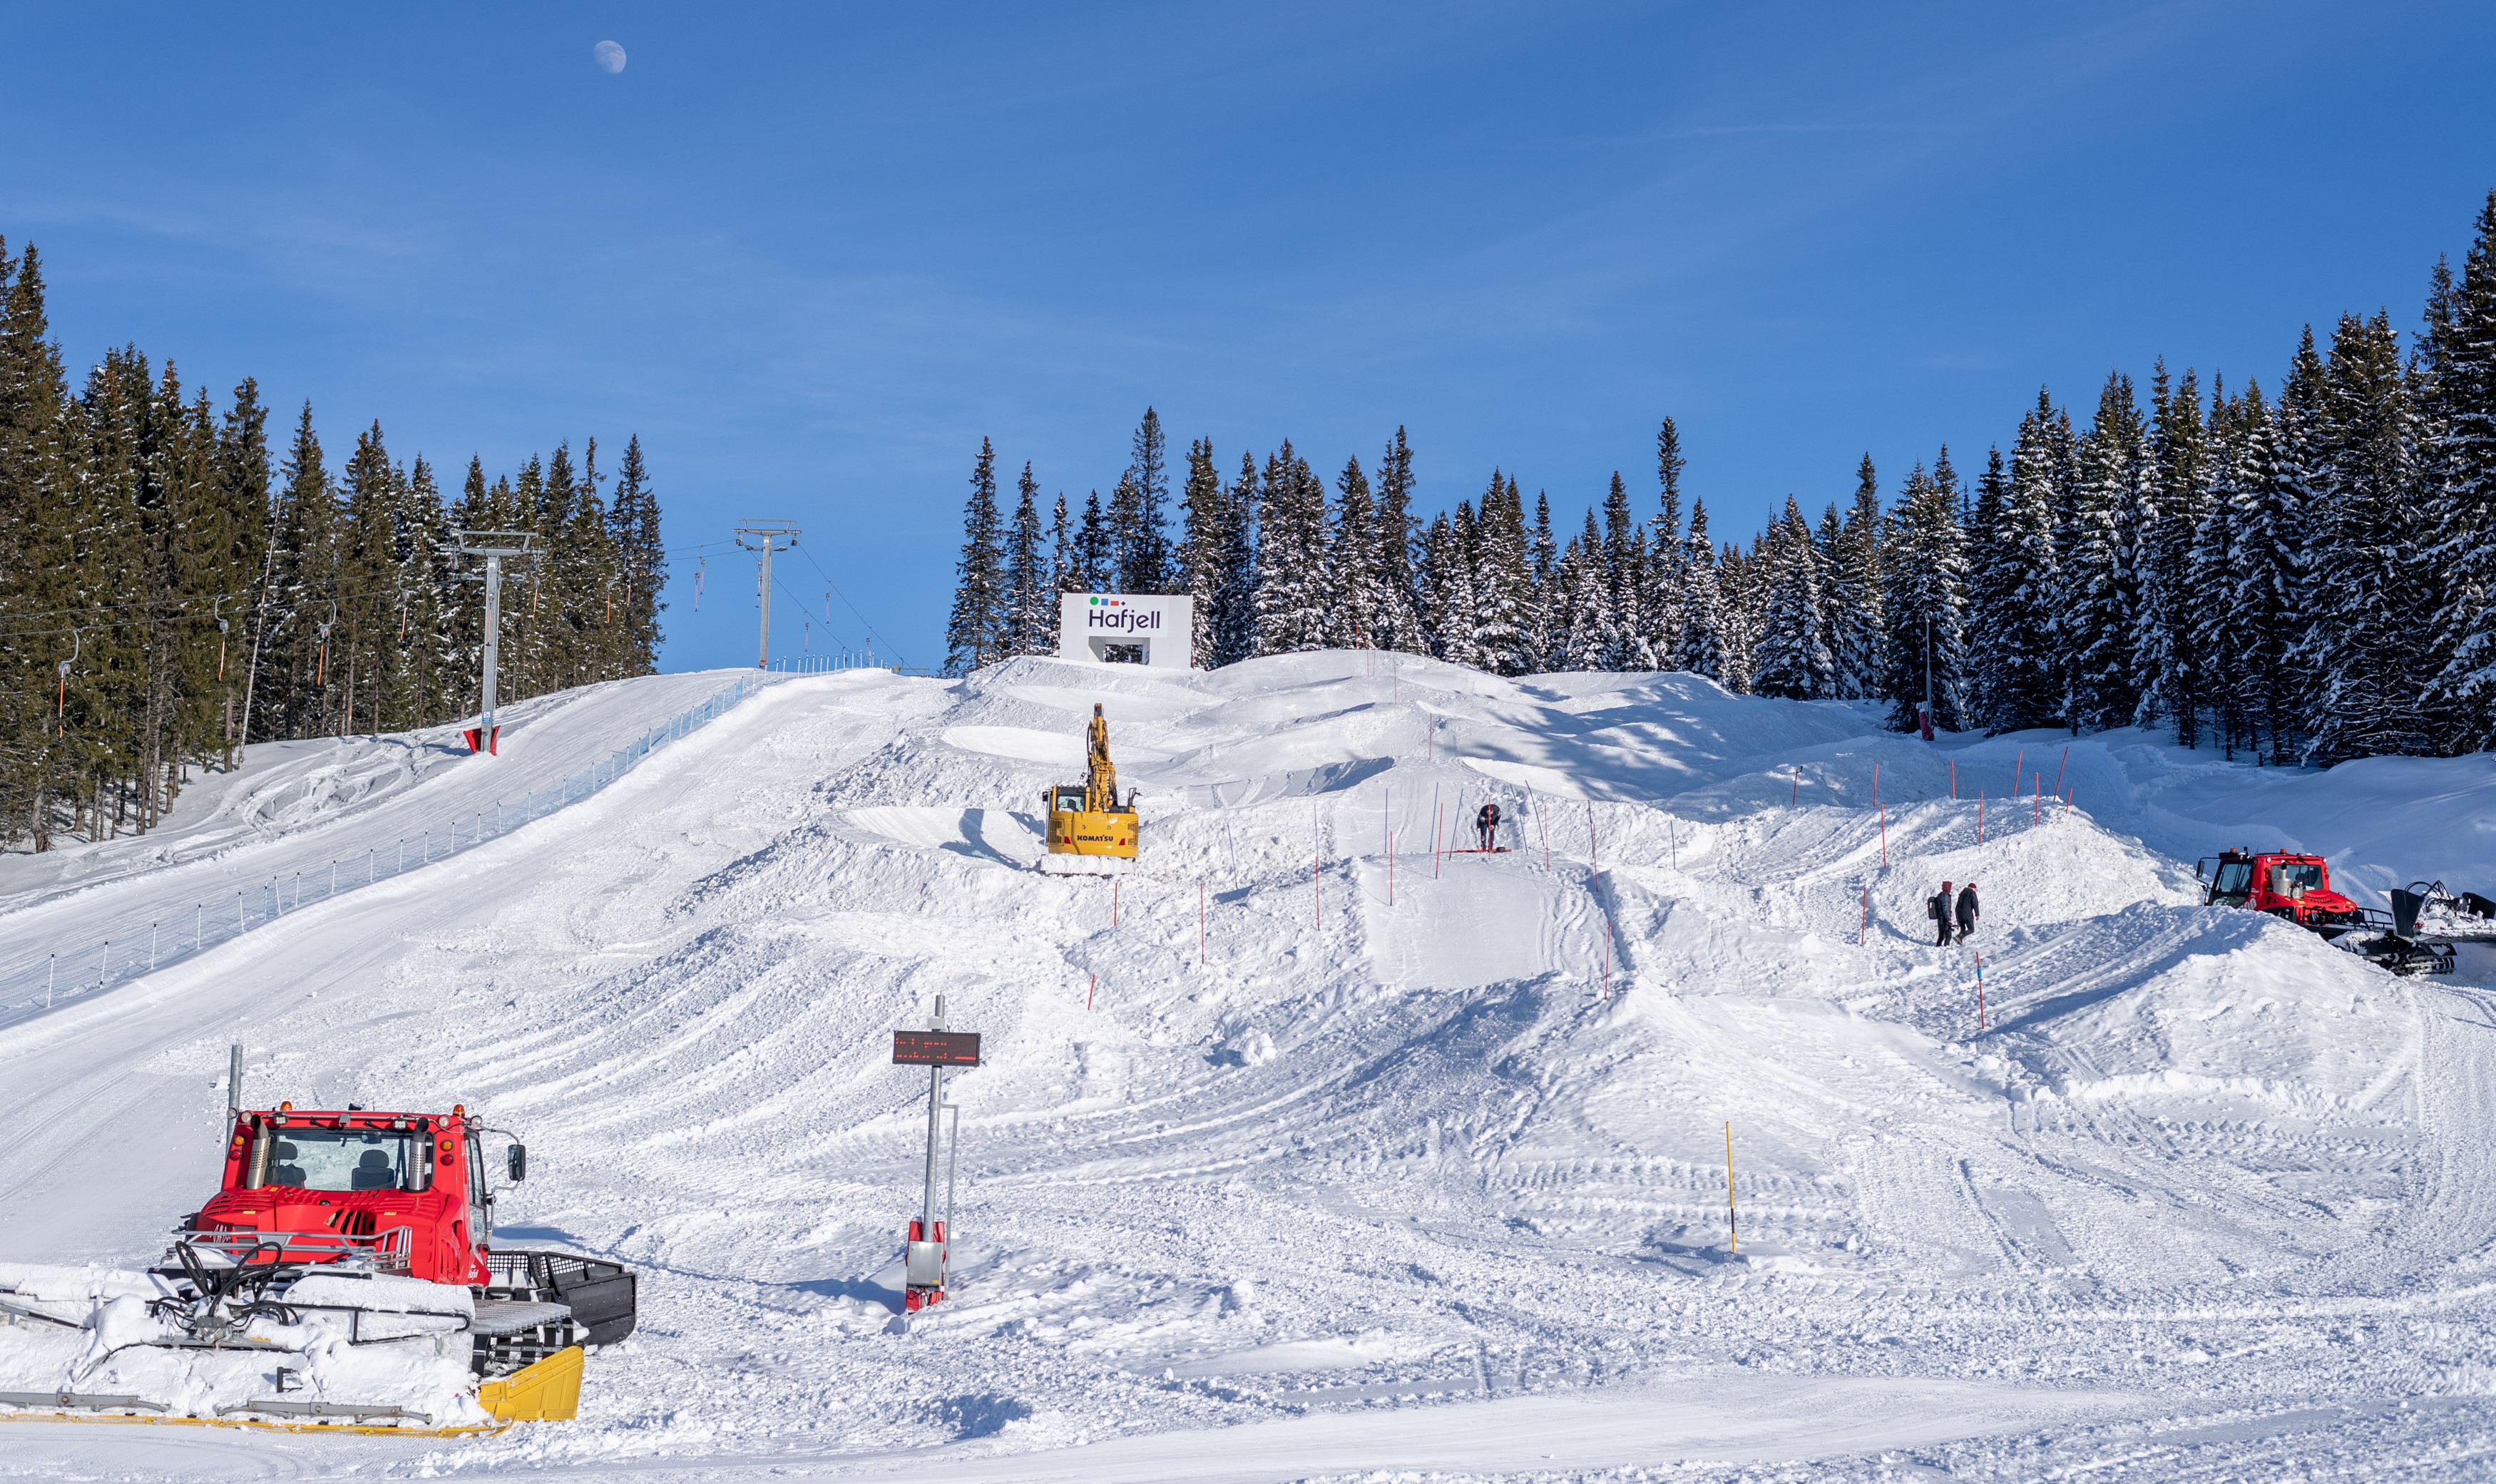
left=593, top=40, right=627, bottom=74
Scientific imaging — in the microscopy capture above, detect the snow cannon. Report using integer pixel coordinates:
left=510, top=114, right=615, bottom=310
left=2198, top=849, right=2455, bottom=976
left=0, top=1100, right=635, bottom=1435
left=1038, top=702, right=1138, bottom=876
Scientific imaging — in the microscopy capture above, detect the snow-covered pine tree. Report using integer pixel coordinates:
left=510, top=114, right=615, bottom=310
left=1217, top=451, right=1259, bottom=665
left=1331, top=456, right=1379, bottom=647
left=1677, top=499, right=1725, bottom=681
left=1120, top=407, right=1172, bottom=593
left=1420, top=506, right=1483, bottom=667
left=1982, top=400, right=2062, bottom=731
left=2058, top=374, right=2145, bottom=731
left=1647, top=418, right=1688, bottom=667
left=1470, top=474, right=1533, bottom=674
left=1558, top=511, right=1617, bottom=671
left=1371, top=427, right=1426, bottom=653
left=1002, top=462, right=1049, bottom=656
left=2229, top=387, right=2303, bottom=764
left=1177, top=437, right=1226, bottom=667
left=1252, top=443, right=1332, bottom=654
left=943, top=436, right=1008, bottom=675
left=1717, top=537, right=1761, bottom=694
left=1878, top=459, right=1971, bottom=730
left=2427, top=193, right=2496, bottom=749
left=2134, top=363, right=2214, bottom=744
left=1814, top=501, right=1843, bottom=685
left=2300, top=312, right=2431, bottom=764
left=1600, top=471, right=1652, bottom=669
left=1528, top=491, right=1559, bottom=669
left=1048, top=492, right=1075, bottom=595
left=1074, top=488, right=1110, bottom=593
left=1753, top=496, right=1836, bottom=699
left=2189, top=384, right=2256, bottom=757
left=1828, top=455, right=1885, bottom=698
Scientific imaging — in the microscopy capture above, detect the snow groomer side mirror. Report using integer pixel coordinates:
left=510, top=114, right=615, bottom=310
left=507, top=1143, right=527, bottom=1182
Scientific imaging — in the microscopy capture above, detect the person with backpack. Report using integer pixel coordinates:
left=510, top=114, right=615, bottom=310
left=1475, top=800, right=1502, bottom=852
left=1928, top=881, right=1955, bottom=946
left=1955, top=881, right=1980, bottom=943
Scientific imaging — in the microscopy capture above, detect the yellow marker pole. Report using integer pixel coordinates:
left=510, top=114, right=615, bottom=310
left=1724, top=1121, right=1738, bottom=1254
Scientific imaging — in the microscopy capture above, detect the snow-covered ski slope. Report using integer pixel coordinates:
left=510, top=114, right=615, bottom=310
left=5, top=652, right=2496, bottom=1481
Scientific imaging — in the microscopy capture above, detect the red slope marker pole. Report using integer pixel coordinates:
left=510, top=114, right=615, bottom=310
left=1088, top=973, right=1096, bottom=1011
left=2032, top=774, right=2041, bottom=825
left=2012, top=747, right=2023, bottom=800
left=1950, top=758, right=1957, bottom=799
left=2052, top=744, right=2069, bottom=799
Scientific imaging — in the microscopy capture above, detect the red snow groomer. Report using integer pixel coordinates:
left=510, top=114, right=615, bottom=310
left=2198, top=848, right=2454, bottom=976
left=1, top=1100, right=637, bottom=1432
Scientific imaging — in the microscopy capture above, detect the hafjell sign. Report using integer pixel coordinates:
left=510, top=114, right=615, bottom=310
left=1055, top=593, right=1195, bottom=670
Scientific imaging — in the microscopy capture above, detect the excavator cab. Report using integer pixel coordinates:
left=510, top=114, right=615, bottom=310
left=1039, top=703, right=1138, bottom=876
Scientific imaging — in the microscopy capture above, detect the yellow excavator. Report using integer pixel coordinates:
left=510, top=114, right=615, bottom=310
left=1040, top=703, right=1138, bottom=876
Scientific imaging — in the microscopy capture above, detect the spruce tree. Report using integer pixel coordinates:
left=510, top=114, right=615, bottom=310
left=1829, top=455, right=1886, bottom=699
left=1075, top=489, right=1109, bottom=593
left=1177, top=437, right=1227, bottom=666
left=2059, top=374, right=2145, bottom=730
left=1984, top=401, right=2062, bottom=730
left=1528, top=491, right=1558, bottom=669
left=2135, top=363, right=2214, bottom=743
left=1753, top=496, right=1836, bottom=698
left=1677, top=499, right=1724, bottom=681
left=2428, top=192, right=2496, bottom=747
left=1557, top=515, right=1617, bottom=671
left=1371, top=427, right=1425, bottom=653
left=1600, top=471, right=1652, bottom=669
left=943, top=436, right=1006, bottom=676
left=2301, top=312, right=2430, bottom=762
left=1002, top=462, right=1049, bottom=656
left=1120, top=407, right=1172, bottom=591
left=1879, top=459, right=1971, bottom=730
left=1331, top=456, right=1379, bottom=646
left=1647, top=418, right=1687, bottom=667
left=1469, top=474, right=1533, bottom=674
left=1215, top=452, right=1259, bottom=665
left=1252, top=443, right=1331, bottom=654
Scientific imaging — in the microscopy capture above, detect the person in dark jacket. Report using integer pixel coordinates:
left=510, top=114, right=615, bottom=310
left=1929, top=881, right=1955, bottom=946
left=1475, top=801, right=1501, bottom=851
left=1955, top=881, right=1979, bottom=943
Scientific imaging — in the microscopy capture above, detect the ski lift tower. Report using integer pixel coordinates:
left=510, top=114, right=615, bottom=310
left=448, top=529, right=543, bottom=755
left=734, top=521, right=801, bottom=669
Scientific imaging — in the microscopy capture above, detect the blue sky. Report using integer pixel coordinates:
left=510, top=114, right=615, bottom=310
left=7, top=4, right=2492, bottom=671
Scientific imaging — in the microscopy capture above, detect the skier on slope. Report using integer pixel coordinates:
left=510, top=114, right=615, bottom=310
left=1928, top=881, right=1955, bottom=946
left=1475, top=800, right=1501, bottom=852
left=1955, top=881, right=1980, bottom=944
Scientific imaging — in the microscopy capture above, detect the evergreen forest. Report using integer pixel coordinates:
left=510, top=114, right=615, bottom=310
left=948, top=193, right=2496, bottom=769
left=0, top=239, right=665, bottom=851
